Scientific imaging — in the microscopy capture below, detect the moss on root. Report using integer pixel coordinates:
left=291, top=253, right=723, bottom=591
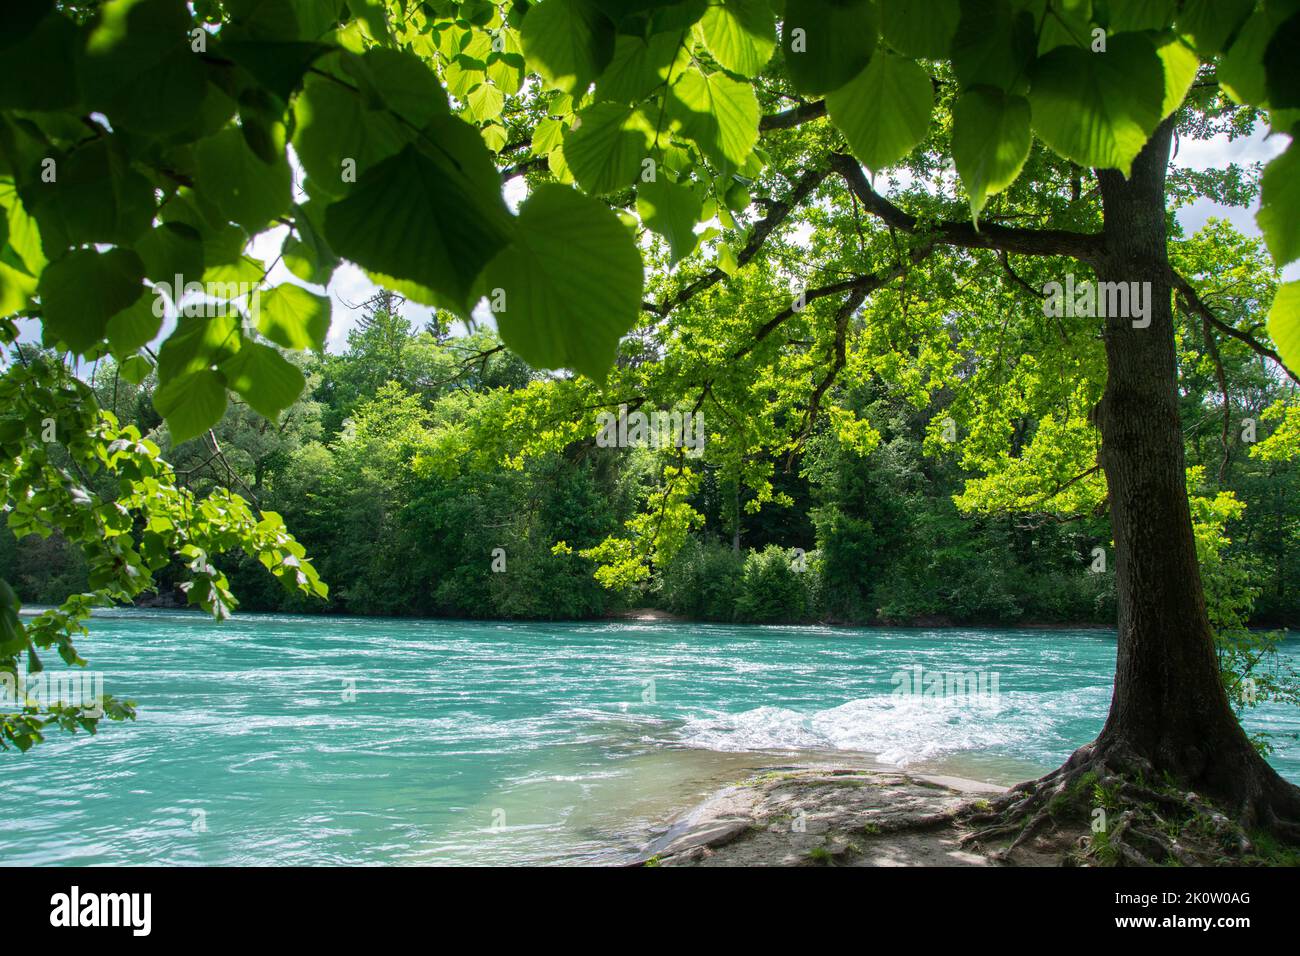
left=960, top=745, right=1300, bottom=866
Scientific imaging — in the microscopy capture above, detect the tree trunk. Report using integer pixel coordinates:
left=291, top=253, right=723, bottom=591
left=1091, top=120, right=1300, bottom=823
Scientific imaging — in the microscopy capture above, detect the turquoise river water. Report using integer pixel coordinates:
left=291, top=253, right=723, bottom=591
left=1, top=610, right=1297, bottom=865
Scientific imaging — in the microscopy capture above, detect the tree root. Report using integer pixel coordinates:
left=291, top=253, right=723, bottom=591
left=956, top=741, right=1300, bottom=866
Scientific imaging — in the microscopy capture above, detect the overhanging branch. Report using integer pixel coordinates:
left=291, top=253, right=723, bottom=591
left=733, top=244, right=936, bottom=361
left=645, top=166, right=830, bottom=317
left=760, top=101, right=828, bottom=131
left=1172, top=270, right=1300, bottom=385
left=830, top=153, right=1104, bottom=264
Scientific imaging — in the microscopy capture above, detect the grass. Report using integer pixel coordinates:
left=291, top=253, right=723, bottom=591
left=806, top=846, right=834, bottom=864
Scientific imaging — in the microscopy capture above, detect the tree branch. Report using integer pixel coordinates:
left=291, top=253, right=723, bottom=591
left=760, top=101, right=828, bottom=131
left=785, top=286, right=866, bottom=467
left=732, top=244, right=936, bottom=361
left=646, top=166, right=831, bottom=317
left=1172, top=270, right=1300, bottom=385
left=830, top=153, right=1105, bottom=263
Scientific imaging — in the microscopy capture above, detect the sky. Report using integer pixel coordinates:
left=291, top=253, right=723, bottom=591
left=1174, top=125, right=1296, bottom=282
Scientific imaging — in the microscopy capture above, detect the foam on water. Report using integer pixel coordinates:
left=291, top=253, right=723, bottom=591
left=676, top=685, right=1115, bottom=766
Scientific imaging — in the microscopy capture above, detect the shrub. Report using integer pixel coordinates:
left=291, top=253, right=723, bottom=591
left=658, top=537, right=745, bottom=621
left=735, top=545, right=812, bottom=623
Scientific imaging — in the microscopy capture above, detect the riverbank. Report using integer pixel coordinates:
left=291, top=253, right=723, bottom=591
left=634, top=763, right=1300, bottom=867
left=634, top=767, right=1036, bottom=866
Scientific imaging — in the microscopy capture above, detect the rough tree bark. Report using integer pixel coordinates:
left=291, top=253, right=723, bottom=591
left=1083, top=119, right=1300, bottom=830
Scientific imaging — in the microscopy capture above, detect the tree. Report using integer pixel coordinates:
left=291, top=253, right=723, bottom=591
left=3, top=0, right=1300, bottom=850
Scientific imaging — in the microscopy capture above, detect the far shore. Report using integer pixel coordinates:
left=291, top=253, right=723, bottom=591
left=39, top=600, right=1300, bottom=634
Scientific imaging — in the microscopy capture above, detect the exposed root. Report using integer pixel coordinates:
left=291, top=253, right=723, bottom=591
left=956, top=741, right=1300, bottom=866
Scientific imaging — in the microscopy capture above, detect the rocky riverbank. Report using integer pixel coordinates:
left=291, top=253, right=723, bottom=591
left=633, top=767, right=1037, bottom=867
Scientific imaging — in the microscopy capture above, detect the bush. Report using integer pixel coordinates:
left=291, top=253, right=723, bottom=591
left=735, top=545, right=813, bottom=623
left=658, top=538, right=745, bottom=620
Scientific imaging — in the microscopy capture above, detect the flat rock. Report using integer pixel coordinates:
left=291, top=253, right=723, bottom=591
left=634, top=768, right=1015, bottom=867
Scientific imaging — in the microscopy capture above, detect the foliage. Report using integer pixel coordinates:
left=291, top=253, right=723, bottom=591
left=1188, top=467, right=1300, bottom=753
left=658, top=537, right=746, bottom=621
left=0, top=347, right=325, bottom=749
left=734, top=544, right=813, bottom=623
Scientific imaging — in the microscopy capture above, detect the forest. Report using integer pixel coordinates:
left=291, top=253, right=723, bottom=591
left=5, top=290, right=1298, bottom=633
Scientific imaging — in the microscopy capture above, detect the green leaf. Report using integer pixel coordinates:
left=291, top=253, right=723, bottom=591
left=1258, top=141, right=1300, bottom=267
left=564, top=103, right=654, bottom=195
left=119, top=352, right=154, bottom=384
left=667, top=68, right=760, bottom=168
left=0, top=261, right=37, bottom=317
left=1219, top=9, right=1283, bottom=107
left=220, top=38, right=332, bottom=103
left=219, top=342, right=306, bottom=418
left=80, top=0, right=209, bottom=134
left=201, top=225, right=264, bottom=285
left=1176, top=0, right=1254, bottom=57
left=223, top=0, right=301, bottom=39
left=1267, top=281, right=1300, bottom=377
left=23, top=138, right=155, bottom=251
left=0, top=176, right=45, bottom=275
left=465, top=81, right=506, bottom=122
left=444, top=54, right=486, bottom=101
left=134, top=221, right=205, bottom=284
left=0, top=578, right=25, bottom=656
left=333, top=48, right=450, bottom=128
left=0, top=4, right=81, bottom=111
left=281, top=202, right=337, bottom=285
left=952, top=87, right=1032, bottom=221
left=1108, top=0, right=1176, bottom=33
left=521, top=0, right=617, bottom=94
left=482, top=122, right=509, bottom=154
left=482, top=184, right=643, bottom=379
left=782, top=0, right=878, bottom=96
left=38, top=248, right=144, bottom=354
left=951, top=0, right=1036, bottom=91
left=487, top=29, right=526, bottom=95
left=698, top=0, right=776, bottom=77
left=531, top=117, right=566, bottom=157
left=1265, top=12, right=1300, bottom=110
left=324, top=134, right=512, bottom=315
left=637, top=176, right=703, bottom=263
left=256, top=283, right=330, bottom=351
left=153, top=369, right=228, bottom=444
left=1036, top=0, right=1093, bottom=55
left=157, top=314, right=242, bottom=382
left=595, top=32, right=689, bottom=104
left=717, top=241, right=738, bottom=276
left=106, top=295, right=162, bottom=359
left=826, top=53, right=933, bottom=171
left=1028, top=33, right=1164, bottom=176
left=1157, top=35, right=1201, bottom=120
left=195, top=127, right=292, bottom=233
left=292, top=70, right=413, bottom=199
left=878, top=0, right=959, bottom=59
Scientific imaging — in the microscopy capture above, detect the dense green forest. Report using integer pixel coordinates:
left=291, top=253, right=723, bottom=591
left=6, top=283, right=1296, bottom=630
